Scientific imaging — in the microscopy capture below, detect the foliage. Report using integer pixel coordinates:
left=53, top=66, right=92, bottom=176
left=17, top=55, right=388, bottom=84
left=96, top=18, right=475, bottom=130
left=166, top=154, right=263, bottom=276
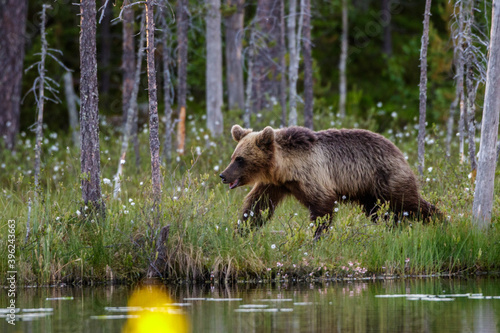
left=1, top=109, right=499, bottom=285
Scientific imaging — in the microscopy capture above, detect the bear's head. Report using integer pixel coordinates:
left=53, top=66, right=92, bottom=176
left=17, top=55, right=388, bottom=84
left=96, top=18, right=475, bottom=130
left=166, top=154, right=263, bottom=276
left=220, top=125, right=275, bottom=189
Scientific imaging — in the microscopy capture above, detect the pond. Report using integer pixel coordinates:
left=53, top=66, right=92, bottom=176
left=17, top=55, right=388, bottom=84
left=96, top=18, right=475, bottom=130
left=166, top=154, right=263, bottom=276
left=2, top=278, right=500, bottom=332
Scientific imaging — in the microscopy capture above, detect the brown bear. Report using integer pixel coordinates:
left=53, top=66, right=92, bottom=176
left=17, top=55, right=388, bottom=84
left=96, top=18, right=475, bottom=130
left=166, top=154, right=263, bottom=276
left=220, top=125, right=440, bottom=240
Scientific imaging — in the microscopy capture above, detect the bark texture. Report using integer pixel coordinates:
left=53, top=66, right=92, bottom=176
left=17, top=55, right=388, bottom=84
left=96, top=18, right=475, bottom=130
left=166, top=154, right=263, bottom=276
left=303, top=0, right=313, bottom=129
left=224, top=0, right=245, bottom=110
left=0, top=0, right=28, bottom=150
left=80, top=0, right=103, bottom=209
left=206, top=0, right=224, bottom=137
left=472, top=0, right=500, bottom=227
left=34, top=5, right=48, bottom=193
left=145, top=0, right=162, bottom=203
left=338, top=0, right=348, bottom=118
left=63, top=72, right=80, bottom=147
left=417, top=0, right=432, bottom=176
left=122, top=0, right=135, bottom=126
left=252, top=0, right=282, bottom=112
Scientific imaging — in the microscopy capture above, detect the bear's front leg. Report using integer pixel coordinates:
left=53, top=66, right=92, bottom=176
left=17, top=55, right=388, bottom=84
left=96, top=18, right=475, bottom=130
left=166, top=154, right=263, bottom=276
left=310, top=208, right=334, bottom=241
left=240, top=183, right=288, bottom=231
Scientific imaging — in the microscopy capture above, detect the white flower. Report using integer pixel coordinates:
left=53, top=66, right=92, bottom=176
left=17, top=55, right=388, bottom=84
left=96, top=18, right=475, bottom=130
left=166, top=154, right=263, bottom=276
left=213, top=165, right=220, bottom=172
left=120, top=159, right=126, bottom=165
left=428, top=167, right=433, bottom=172
left=271, top=244, right=276, bottom=249
left=391, top=112, right=397, bottom=118
left=140, top=182, right=144, bottom=186
left=334, top=207, right=339, bottom=212
left=76, top=210, right=81, bottom=216
left=103, top=178, right=112, bottom=185
left=342, top=195, right=347, bottom=200
left=377, top=102, right=383, bottom=108
left=129, top=198, right=133, bottom=203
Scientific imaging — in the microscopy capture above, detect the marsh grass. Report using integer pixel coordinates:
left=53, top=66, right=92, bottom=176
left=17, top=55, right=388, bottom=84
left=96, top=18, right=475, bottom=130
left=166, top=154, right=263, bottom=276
left=1, top=110, right=499, bottom=285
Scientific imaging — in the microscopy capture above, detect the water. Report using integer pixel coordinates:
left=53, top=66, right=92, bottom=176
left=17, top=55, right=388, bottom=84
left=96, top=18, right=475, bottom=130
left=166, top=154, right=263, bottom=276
left=2, top=278, right=500, bottom=332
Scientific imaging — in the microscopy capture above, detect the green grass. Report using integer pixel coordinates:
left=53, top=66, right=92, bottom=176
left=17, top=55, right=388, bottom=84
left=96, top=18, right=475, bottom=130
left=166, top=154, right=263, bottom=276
left=1, top=109, right=499, bottom=285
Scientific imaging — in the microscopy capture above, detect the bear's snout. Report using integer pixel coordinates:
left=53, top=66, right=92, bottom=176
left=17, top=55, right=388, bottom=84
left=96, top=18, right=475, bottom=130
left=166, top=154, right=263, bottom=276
left=219, top=174, right=226, bottom=182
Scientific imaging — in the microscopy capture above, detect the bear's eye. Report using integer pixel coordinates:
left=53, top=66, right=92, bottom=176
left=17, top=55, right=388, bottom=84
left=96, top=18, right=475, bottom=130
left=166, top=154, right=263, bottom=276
left=235, top=156, right=244, bottom=164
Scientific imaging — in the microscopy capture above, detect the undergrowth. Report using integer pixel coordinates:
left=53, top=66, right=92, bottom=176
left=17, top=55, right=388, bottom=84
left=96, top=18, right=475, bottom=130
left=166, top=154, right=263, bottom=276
left=1, top=109, right=499, bottom=285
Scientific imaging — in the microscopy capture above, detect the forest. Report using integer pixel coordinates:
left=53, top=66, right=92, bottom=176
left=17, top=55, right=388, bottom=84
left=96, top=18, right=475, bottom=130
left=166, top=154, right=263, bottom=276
left=1, top=0, right=500, bottom=285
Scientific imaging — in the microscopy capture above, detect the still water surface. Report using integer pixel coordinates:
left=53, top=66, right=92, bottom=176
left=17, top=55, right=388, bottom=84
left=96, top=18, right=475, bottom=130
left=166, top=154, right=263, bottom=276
left=2, top=278, right=500, bottom=332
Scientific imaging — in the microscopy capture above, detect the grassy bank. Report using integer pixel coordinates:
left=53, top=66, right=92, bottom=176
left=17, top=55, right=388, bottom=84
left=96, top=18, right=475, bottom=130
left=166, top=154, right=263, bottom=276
left=1, top=110, right=500, bottom=285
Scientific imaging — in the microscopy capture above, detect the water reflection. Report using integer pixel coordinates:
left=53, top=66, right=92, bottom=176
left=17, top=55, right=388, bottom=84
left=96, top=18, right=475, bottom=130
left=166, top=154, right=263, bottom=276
left=1, top=278, right=499, bottom=332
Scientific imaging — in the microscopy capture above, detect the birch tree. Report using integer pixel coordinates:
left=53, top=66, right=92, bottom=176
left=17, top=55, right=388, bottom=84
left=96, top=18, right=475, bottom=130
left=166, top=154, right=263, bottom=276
left=338, top=0, right=348, bottom=119
left=206, top=0, right=224, bottom=137
left=63, top=72, right=80, bottom=147
left=417, top=0, right=432, bottom=176
left=287, top=0, right=298, bottom=126
left=80, top=0, right=104, bottom=211
left=114, top=13, right=145, bottom=199
left=160, top=11, right=173, bottom=163
left=279, top=0, right=287, bottom=127
left=303, top=0, right=313, bottom=129
left=145, top=0, right=162, bottom=203
left=472, top=0, right=500, bottom=228
left=225, top=0, right=245, bottom=111
left=0, top=0, right=28, bottom=150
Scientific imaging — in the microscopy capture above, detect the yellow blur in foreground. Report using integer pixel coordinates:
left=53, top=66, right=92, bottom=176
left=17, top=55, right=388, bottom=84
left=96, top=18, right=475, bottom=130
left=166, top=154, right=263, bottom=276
left=122, top=286, right=190, bottom=333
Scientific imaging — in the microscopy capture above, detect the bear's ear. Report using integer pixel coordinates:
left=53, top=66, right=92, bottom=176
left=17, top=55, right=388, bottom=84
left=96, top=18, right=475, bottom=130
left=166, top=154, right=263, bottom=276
left=256, top=126, right=275, bottom=149
left=231, top=125, right=252, bottom=142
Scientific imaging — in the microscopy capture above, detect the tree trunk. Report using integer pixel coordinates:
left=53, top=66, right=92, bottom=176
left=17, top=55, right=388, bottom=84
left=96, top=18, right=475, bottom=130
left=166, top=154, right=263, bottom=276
left=161, top=16, right=173, bottom=163
left=417, top=0, right=432, bottom=176
left=446, top=2, right=465, bottom=157
left=0, top=0, right=28, bottom=150
left=279, top=0, right=287, bottom=127
left=464, top=64, right=477, bottom=171
left=206, top=0, right=224, bottom=137
left=63, top=72, right=80, bottom=148
left=472, top=0, right=500, bottom=227
left=287, top=0, right=298, bottom=126
left=34, top=5, right=49, bottom=194
left=243, top=29, right=256, bottom=128
left=145, top=0, right=162, bottom=203
left=338, top=0, right=348, bottom=119
left=303, top=0, right=313, bottom=129
left=114, top=13, right=145, bottom=199
left=224, top=0, right=245, bottom=111
left=122, top=0, right=135, bottom=126
left=252, top=0, right=282, bottom=113
left=99, top=0, right=113, bottom=95
left=80, top=0, right=103, bottom=211
left=176, top=0, right=188, bottom=155
left=381, top=0, right=392, bottom=56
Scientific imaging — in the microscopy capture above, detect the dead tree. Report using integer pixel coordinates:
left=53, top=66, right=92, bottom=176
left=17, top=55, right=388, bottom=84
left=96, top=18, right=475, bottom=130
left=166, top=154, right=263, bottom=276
left=472, top=0, right=500, bottom=227
left=225, top=0, right=245, bottom=111
left=145, top=0, right=162, bottom=203
left=160, top=11, right=173, bottom=163
left=287, top=0, right=298, bottom=126
left=417, top=0, right=432, bottom=176
left=114, top=13, right=146, bottom=199
left=80, top=0, right=104, bottom=211
left=338, top=0, right=348, bottom=119
left=33, top=5, right=49, bottom=194
left=26, top=5, right=68, bottom=195
left=206, top=0, right=224, bottom=137
left=63, top=72, right=80, bottom=147
left=279, top=0, right=287, bottom=127
left=303, top=0, right=313, bottom=129
left=0, top=0, right=28, bottom=150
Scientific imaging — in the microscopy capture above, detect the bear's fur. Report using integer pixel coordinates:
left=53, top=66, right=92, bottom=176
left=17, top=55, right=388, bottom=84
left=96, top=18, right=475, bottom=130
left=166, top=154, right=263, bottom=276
left=220, top=125, right=440, bottom=239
